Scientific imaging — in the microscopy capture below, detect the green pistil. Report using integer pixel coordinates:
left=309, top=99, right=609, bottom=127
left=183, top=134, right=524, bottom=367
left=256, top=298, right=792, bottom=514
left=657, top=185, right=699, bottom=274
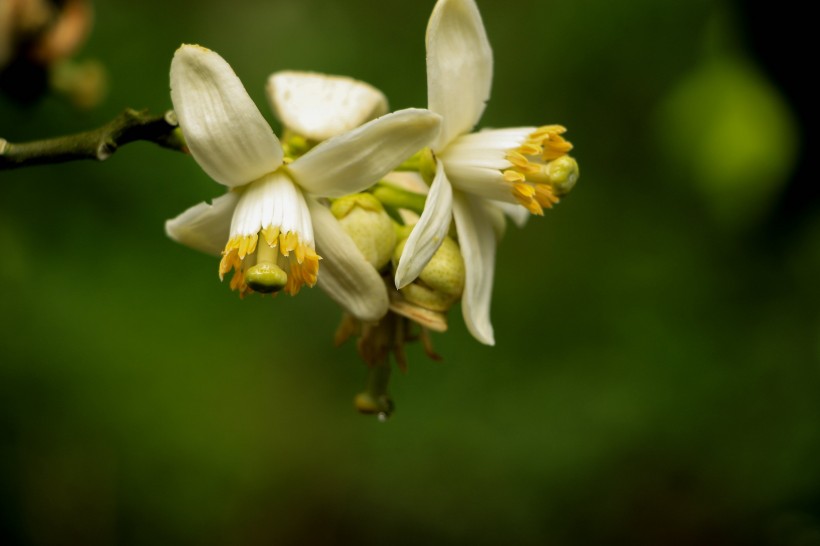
left=245, top=263, right=287, bottom=293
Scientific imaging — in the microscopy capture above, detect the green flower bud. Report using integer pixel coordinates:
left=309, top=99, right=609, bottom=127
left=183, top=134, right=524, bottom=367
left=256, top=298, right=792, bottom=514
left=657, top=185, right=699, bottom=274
left=331, top=193, right=397, bottom=270
left=392, top=235, right=465, bottom=312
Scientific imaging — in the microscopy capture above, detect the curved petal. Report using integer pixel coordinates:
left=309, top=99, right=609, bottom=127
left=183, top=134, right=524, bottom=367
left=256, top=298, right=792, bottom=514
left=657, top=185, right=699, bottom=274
left=171, top=44, right=283, bottom=187
left=492, top=200, right=530, bottom=228
left=452, top=193, right=496, bottom=345
left=228, top=172, right=314, bottom=244
left=308, top=199, right=389, bottom=322
left=426, top=0, right=493, bottom=151
left=395, top=161, right=454, bottom=288
left=288, top=108, right=441, bottom=198
left=165, top=191, right=239, bottom=256
left=266, top=71, right=388, bottom=141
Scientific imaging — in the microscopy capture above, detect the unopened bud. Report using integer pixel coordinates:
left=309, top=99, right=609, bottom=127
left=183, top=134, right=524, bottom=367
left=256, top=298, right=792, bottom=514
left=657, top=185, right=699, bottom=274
left=392, top=236, right=465, bottom=312
left=331, top=193, right=396, bottom=269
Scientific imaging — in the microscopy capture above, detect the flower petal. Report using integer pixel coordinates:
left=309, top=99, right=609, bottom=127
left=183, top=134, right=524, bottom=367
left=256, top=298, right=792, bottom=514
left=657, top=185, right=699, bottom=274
left=266, top=71, right=388, bottom=141
left=308, top=199, right=389, bottom=322
left=171, top=44, right=283, bottom=187
left=165, top=191, right=239, bottom=256
left=229, top=172, right=314, bottom=245
left=288, top=108, right=441, bottom=197
left=492, top=200, right=530, bottom=228
left=452, top=192, right=496, bottom=345
left=438, top=127, right=533, bottom=202
left=395, top=161, right=454, bottom=288
left=426, top=0, right=493, bottom=150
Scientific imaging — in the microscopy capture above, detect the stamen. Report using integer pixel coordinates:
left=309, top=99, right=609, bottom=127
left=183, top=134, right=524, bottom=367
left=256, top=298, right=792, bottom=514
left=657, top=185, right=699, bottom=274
left=219, top=228, right=321, bottom=297
left=512, top=182, right=544, bottom=215
left=534, top=185, right=559, bottom=209
left=534, top=125, right=573, bottom=160
left=502, top=169, right=526, bottom=183
left=503, top=126, right=577, bottom=213
left=261, top=225, right=280, bottom=247
left=238, top=233, right=258, bottom=259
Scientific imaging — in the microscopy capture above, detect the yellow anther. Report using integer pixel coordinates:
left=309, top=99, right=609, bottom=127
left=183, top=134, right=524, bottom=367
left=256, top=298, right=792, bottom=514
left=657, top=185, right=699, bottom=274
left=219, top=229, right=320, bottom=297
left=534, top=185, right=559, bottom=209
left=521, top=125, right=574, bottom=161
left=518, top=142, right=542, bottom=156
left=262, top=225, right=280, bottom=247
left=523, top=199, right=544, bottom=216
left=238, top=234, right=258, bottom=259
left=503, top=169, right=526, bottom=183
left=506, top=151, right=541, bottom=174
left=543, top=140, right=573, bottom=161
left=531, top=124, right=567, bottom=139
left=280, top=231, right=298, bottom=255
left=219, top=256, right=233, bottom=279
left=229, top=270, right=246, bottom=291
left=513, top=182, right=536, bottom=198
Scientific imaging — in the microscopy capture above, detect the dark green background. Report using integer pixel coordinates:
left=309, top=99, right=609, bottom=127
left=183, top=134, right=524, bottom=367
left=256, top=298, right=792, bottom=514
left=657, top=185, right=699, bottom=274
left=2, top=0, right=818, bottom=544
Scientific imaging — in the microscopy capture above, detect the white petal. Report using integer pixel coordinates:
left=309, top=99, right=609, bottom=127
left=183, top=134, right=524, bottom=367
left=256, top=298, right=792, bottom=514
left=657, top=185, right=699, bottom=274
left=483, top=200, right=507, bottom=239
left=165, top=191, right=239, bottom=256
left=171, top=44, right=283, bottom=187
left=266, top=71, right=389, bottom=141
left=439, top=127, right=533, bottom=202
left=492, top=200, right=530, bottom=228
left=308, top=199, right=389, bottom=321
left=395, top=161, right=454, bottom=288
left=443, top=163, right=515, bottom=203
left=442, top=127, right=533, bottom=165
left=426, top=0, right=493, bottom=150
left=288, top=108, right=441, bottom=197
left=452, top=193, right=496, bottom=345
left=230, top=171, right=313, bottom=245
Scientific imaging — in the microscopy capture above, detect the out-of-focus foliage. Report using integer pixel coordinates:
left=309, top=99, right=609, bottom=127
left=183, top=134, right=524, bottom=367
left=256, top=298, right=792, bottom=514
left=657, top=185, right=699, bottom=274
left=1, top=0, right=818, bottom=545
left=656, top=11, right=798, bottom=229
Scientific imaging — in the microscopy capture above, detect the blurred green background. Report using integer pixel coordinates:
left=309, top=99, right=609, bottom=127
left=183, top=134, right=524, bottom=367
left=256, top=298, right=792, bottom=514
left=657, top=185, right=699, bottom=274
left=2, top=0, right=819, bottom=544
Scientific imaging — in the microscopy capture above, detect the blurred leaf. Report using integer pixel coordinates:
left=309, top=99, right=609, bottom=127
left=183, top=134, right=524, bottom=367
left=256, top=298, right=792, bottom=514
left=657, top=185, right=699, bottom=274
left=657, top=56, right=797, bottom=228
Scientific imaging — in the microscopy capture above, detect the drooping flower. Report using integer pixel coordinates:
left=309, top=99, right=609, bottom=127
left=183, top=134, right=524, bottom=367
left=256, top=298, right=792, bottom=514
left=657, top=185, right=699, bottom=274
left=395, top=0, right=579, bottom=345
left=165, top=44, right=441, bottom=321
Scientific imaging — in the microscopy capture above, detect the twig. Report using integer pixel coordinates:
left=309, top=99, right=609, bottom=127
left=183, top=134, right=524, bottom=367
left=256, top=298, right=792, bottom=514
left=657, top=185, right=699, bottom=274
left=0, top=108, right=187, bottom=170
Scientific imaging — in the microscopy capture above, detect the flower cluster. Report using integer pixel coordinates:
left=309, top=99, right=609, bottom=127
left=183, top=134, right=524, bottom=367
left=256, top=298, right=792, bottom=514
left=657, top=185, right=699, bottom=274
left=166, top=0, right=578, bottom=416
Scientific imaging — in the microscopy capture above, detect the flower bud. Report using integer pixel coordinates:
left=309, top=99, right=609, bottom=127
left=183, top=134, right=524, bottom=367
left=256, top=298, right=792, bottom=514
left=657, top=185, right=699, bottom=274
left=331, top=193, right=396, bottom=270
left=392, top=235, right=465, bottom=312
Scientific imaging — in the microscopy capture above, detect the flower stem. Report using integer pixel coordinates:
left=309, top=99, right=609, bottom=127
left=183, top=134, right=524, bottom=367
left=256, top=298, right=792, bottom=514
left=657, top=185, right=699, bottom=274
left=371, top=182, right=427, bottom=216
left=0, top=108, right=186, bottom=170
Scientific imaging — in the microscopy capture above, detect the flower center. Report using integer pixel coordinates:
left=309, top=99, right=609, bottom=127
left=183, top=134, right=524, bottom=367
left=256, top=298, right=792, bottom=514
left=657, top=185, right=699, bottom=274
left=502, top=125, right=578, bottom=215
left=217, top=172, right=321, bottom=297
left=219, top=227, right=320, bottom=297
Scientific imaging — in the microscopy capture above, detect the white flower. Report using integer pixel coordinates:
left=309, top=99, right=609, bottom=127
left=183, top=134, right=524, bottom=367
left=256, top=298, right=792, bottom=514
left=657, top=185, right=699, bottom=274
left=165, top=45, right=441, bottom=321
left=395, top=0, right=578, bottom=345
